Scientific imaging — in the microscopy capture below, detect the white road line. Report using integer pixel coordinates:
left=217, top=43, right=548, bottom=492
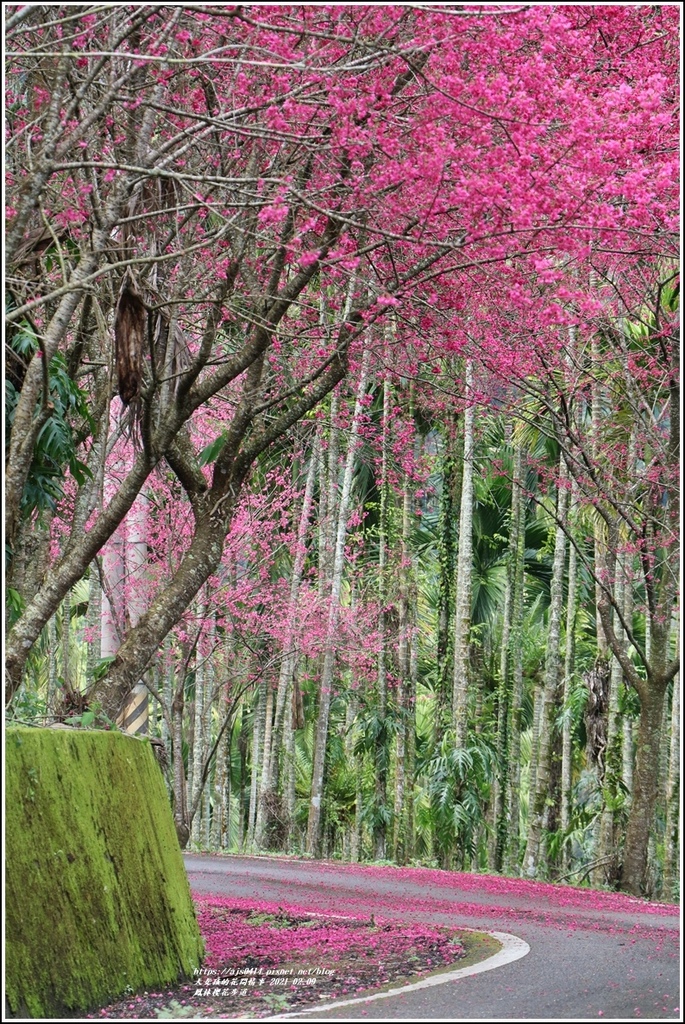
left=257, top=930, right=530, bottom=1021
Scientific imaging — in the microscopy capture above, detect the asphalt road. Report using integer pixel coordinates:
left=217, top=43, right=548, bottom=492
left=185, top=854, right=680, bottom=1021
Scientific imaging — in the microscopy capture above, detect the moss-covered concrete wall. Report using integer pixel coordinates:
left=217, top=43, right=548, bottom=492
left=6, top=727, right=204, bottom=1018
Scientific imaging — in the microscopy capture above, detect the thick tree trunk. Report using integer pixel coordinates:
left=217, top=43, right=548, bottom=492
left=6, top=171, right=165, bottom=700
left=662, top=672, right=680, bottom=898
left=6, top=448, right=155, bottom=702
left=88, top=507, right=232, bottom=720
left=596, top=538, right=678, bottom=893
left=621, top=683, right=668, bottom=894
left=6, top=274, right=350, bottom=705
left=8, top=514, right=53, bottom=607
left=5, top=209, right=125, bottom=555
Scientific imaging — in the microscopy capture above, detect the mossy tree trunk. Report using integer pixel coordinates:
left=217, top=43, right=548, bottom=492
left=621, top=683, right=669, bottom=894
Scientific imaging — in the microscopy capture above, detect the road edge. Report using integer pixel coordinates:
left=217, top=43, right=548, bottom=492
left=259, top=930, right=530, bottom=1020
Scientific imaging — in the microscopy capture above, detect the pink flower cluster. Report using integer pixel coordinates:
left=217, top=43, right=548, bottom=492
left=194, top=894, right=465, bottom=971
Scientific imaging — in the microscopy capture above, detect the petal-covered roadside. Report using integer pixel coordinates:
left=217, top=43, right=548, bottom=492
left=87, top=895, right=470, bottom=1020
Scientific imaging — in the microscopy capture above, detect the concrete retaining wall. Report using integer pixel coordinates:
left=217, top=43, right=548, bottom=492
left=6, top=727, right=203, bottom=1017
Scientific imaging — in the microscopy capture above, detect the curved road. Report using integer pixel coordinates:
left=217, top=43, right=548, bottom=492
left=185, top=854, right=680, bottom=1021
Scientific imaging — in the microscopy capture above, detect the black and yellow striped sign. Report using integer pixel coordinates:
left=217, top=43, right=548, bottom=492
left=117, top=683, right=148, bottom=735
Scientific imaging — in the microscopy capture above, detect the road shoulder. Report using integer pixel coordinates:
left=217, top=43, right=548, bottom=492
left=261, top=930, right=530, bottom=1021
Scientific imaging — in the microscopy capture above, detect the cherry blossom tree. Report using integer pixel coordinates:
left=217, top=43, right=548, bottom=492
left=5, top=4, right=678, bottom=892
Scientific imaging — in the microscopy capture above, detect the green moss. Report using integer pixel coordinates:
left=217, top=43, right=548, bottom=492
left=5, top=728, right=204, bottom=1018
left=450, top=929, right=502, bottom=970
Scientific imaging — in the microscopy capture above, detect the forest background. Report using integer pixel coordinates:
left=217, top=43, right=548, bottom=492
left=5, top=3, right=679, bottom=900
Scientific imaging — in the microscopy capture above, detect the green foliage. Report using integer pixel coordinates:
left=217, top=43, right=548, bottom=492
left=5, top=686, right=48, bottom=727
left=246, top=912, right=290, bottom=928
left=5, top=299, right=93, bottom=524
left=6, top=586, right=25, bottom=629
left=353, top=704, right=404, bottom=758
left=156, top=999, right=201, bottom=1019
left=619, top=681, right=641, bottom=719
left=91, top=656, right=116, bottom=683
left=418, top=733, right=497, bottom=866
left=261, top=992, right=292, bottom=1013
left=198, top=432, right=228, bottom=466
left=555, top=672, right=589, bottom=735
left=63, top=701, right=118, bottom=732
left=324, top=722, right=358, bottom=829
